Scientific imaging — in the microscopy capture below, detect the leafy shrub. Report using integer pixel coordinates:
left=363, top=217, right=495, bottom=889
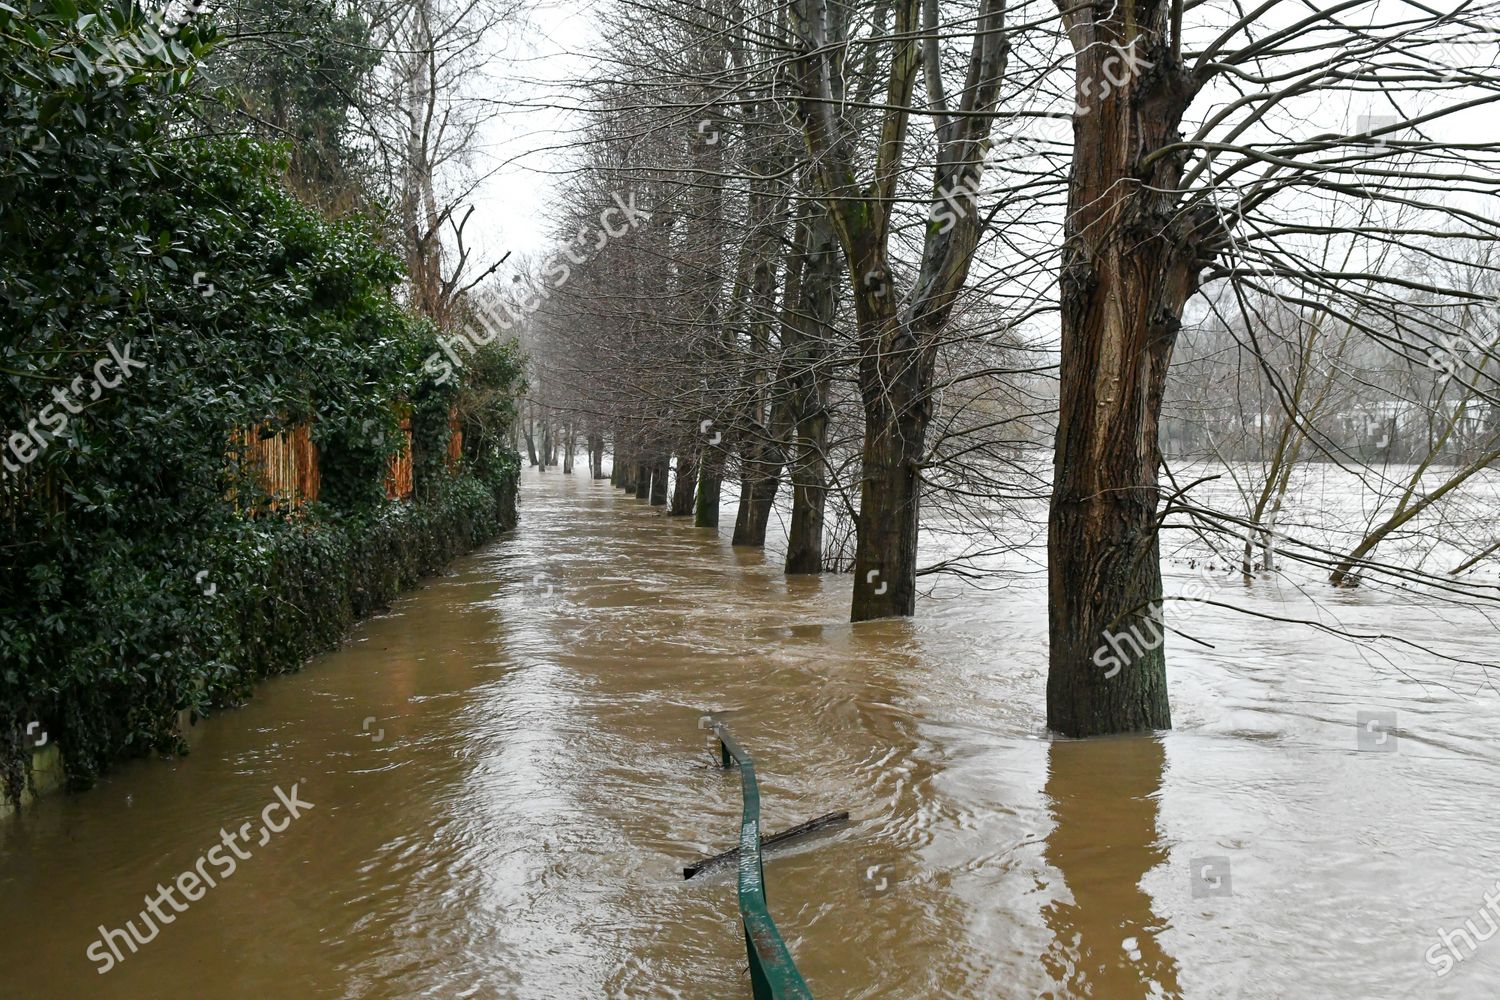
left=0, top=3, right=524, bottom=804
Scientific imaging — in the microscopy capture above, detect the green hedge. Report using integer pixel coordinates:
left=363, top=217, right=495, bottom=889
left=230, top=464, right=520, bottom=688
left=8, top=461, right=518, bottom=806
left=0, top=3, right=526, bottom=804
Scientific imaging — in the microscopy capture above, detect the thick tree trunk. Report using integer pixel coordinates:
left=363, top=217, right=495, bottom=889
left=589, top=434, right=607, bottom=479
left=785, top=409, right=828, bottom=573
left=650, top=459, right=669, bottom=506
left=669, top=451, right=698, bottom=515
left=783, top=206, right=841, bottom=574
left=850, top=358, right=931, bottom=620
left=634, top=463, right=651, bottom=500
left=562, top=428, right=574, bottom=474
left=731, top=437, right=785, bottom=546
left=523, top=419, right=538, bottom=467
left=695, top=447, right=725, bottom=527
left=1046, top=10, right=1213, bottom=736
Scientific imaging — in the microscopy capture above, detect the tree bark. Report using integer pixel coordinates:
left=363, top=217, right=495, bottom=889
left=784, top=206, right=841, bottom=573
left=588, top=433, right=606, bottom=479
left=850, top=311, right=935, bottom=618
left=695, top=446, right=725, bottom=527
left=669, top=451, right=698, bottom=515
left=1046, top=5, right=1216, bottom=736
left=785, top=407, right=829, bottom=573
left=650, top=459, right=669, bottom=505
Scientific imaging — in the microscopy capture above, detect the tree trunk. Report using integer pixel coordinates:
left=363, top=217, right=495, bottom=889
left=695, top=447, right=725, bottom=527
left=783, top=205, right=841, bottom=574
left=788, top=0, right=1008, bottom=620
left=1046, top=10, right=1212, bottom=736
left=850, top=320, right=933, bottom=619
left=731, top=454, right=757, bottom=541
left=593, top=434, right=608, bottom=479
left=634, top=463, right=650, bottom=500
left=670, top=451, right=698, bottom=515
left=650, top=459, right=669, bottom=506
left=731, top=436, right=785, bottom=546
left=734, top=206, right=812, bottom=549
left=727, top=114, right=791, bottom=546
left=523, top=418, right=538, bottom=467
left=785, top=408, right=828, bottom=573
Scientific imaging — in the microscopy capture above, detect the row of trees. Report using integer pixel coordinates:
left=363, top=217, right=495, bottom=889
left=510, top=0, right=1500, bottom=734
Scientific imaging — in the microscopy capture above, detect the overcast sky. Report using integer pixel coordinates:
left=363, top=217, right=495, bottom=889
left=462, top=0, right=601, bottom=268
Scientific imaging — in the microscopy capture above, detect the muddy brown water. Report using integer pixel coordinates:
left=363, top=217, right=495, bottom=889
left=3, top=468, right=1499, bottom=998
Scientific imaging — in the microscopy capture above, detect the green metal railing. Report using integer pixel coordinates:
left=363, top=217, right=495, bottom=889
left=705, top=718, right=815, bottom=1000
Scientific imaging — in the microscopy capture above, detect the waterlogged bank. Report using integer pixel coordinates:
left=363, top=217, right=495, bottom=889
left=2, top=469, right=1497, bottom=998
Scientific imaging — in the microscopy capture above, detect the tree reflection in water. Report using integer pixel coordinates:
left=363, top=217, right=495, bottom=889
left=1041, top=735, right=1183, bottom=999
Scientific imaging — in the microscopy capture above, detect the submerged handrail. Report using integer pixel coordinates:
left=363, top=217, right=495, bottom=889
left=704, top=719, right=815, bottom=1000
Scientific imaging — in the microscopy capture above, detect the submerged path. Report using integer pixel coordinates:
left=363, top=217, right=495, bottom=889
left=3, top=469, right=1500, bottom=998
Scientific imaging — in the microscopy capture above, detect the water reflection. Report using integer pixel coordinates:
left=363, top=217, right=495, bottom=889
left=1041, top=735, right=1181, bottom=999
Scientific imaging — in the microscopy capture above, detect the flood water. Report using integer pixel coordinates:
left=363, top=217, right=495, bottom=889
left=4, top=468, right=1499, bottom=998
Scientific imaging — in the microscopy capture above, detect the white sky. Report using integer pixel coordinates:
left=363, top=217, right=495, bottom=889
left=463, top=0, right=602, bottom=267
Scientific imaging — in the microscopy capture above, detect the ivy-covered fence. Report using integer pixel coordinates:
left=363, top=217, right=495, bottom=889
left=0, top=2, right=525, bottom=805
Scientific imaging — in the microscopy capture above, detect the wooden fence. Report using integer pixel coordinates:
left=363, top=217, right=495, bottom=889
left=447, top=409, right=463, bottom=470
left=383, top=416, right=414, bottom=499
left=237, top=408, right=460, bottom=509
left=232, top=424, right=321, bottom=509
